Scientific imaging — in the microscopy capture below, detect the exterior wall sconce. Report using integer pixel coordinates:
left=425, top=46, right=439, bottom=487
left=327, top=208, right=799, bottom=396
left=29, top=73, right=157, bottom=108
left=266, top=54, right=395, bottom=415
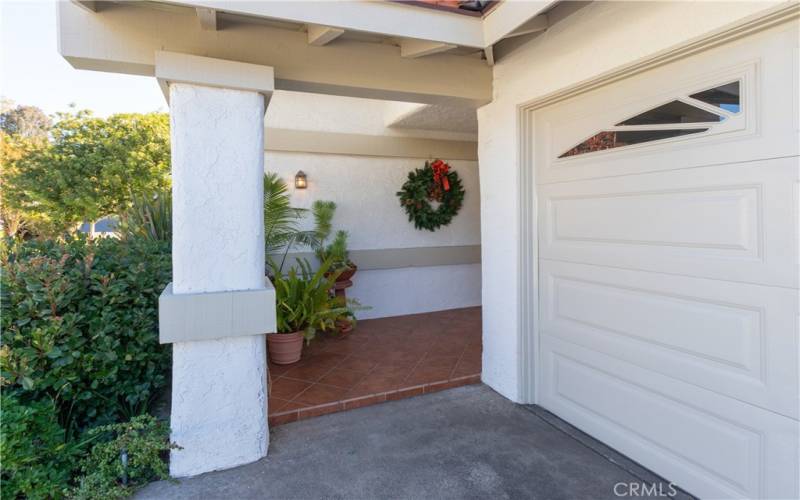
left=294, top=170, right=307, bottom=189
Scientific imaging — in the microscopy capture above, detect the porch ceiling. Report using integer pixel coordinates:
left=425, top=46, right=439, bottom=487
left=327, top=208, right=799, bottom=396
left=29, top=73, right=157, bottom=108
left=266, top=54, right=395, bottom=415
left=160, top=0, right=490, bottom=47
left=60, top=1, right=495, bottom=107
left=63, top=1, right=562, bottom=105
left=386, top=103, right=478, bottom=134
left=156, top=0, right=558, bottom=52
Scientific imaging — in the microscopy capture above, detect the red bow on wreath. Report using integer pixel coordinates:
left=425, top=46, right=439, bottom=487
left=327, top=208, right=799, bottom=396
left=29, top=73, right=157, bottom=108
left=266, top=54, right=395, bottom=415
left=430, top=159, right=451, bottom=192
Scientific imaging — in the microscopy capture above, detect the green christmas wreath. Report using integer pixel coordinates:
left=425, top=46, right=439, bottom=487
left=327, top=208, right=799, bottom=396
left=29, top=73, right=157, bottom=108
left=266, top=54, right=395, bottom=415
left=396, top=159, right=465, bottom=231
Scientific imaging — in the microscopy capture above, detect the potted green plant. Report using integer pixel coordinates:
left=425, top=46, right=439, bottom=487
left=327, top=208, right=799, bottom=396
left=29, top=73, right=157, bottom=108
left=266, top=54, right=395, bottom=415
left=267, top=258, right=348, bottom=365
left=329, top=298, right=370, bottom=339
left=334, top=311, right=356, bottom=336
left=312, top=201, right=357, bottom=282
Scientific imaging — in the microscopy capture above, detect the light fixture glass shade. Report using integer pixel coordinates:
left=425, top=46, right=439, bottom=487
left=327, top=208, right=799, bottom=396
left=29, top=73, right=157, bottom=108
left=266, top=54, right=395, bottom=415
left=294, top=170, right=307, bottom=189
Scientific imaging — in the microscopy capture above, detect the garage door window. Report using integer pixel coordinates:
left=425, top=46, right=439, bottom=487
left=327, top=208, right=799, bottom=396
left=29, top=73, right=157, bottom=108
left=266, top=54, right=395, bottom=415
left=689, top=81, right=741, bottom=113
left=559, top=80, right=740, bottom=158
left=559, top=129, right=710, bottom=158
left=615, top=100, right=724, bottom=125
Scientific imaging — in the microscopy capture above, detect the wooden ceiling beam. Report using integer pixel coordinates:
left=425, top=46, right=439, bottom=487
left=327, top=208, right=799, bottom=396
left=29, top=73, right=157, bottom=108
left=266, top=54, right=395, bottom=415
left=400, top=39, right=457, bottom=58
left=307, top=24, right=345, bottom=46
left=196, top=7, right=218, bottom=31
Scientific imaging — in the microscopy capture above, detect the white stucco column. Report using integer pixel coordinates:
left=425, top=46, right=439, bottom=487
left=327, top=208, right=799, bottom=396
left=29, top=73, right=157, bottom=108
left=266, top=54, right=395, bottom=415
left=156, top=52, right=275, bottom=477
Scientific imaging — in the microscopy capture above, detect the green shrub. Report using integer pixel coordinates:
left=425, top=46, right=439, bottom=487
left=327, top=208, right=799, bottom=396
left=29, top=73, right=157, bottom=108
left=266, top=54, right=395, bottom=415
left=71, top=414, right=178, bottom=500
left=1, top=236, right=172, bottom=433
left=0, top=392, right=86, bottom=499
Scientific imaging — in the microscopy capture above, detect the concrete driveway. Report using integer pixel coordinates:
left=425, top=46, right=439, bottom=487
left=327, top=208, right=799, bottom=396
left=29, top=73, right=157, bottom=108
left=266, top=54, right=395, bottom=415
left=138, top=384, right=692, bottom=500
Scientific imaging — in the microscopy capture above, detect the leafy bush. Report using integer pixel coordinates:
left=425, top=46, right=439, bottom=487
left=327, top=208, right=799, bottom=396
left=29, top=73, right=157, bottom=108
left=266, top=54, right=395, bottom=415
left=1, top=236, right=172, bottom=433
left=71, top=414, right=178, bottom=500
left=0, top=392, right=86, bottom=499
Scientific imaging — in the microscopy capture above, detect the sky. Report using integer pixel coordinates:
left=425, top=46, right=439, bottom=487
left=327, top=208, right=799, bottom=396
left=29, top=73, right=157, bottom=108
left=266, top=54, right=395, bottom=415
left=1, top=0, right=166, bottom=116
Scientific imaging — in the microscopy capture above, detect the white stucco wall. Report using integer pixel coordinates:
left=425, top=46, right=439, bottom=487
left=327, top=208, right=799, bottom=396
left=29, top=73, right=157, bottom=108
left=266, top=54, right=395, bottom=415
left=477, top=0, right=784, bottom=401
left=265, top=153, right=481, bottom=319
left=266, top=153, right=480, bottom=250
left=264, top=93, right=482, bottom=319
left=348, top=264, right=481, bottom=319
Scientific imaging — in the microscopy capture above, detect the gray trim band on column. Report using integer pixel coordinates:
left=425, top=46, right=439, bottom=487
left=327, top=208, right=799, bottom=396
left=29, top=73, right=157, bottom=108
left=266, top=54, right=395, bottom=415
left=158, top=279, right=277, bottom=344
left=270, top=245, right=481, bottom=271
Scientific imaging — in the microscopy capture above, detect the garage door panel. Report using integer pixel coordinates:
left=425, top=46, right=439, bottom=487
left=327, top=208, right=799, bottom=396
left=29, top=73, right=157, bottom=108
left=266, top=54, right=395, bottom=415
left=534, top=25, right=799, bottom=184
left=538, top=157, right=798, bottom=288
left=539, top=336, right=800, bottom=500
left=546, top=186, right=758, bottom=257
left=539, top=260, right=799, bottom=418
left=533, top=24, right=799, bottom=499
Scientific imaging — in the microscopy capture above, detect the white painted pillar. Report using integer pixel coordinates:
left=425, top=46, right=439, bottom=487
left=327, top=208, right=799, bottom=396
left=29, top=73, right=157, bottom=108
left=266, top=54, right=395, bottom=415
left=156, top=52, right=275, bottom=477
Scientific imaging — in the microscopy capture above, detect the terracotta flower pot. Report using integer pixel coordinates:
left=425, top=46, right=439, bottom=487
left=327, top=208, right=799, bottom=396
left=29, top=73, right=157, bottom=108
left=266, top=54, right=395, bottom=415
left=334, top=319, right=354, bottom=338
left=325, top=264, right=357, bottom=287
left=335, top=264, right=357, bottom=283
left=267, top=331, right=304, bottom=365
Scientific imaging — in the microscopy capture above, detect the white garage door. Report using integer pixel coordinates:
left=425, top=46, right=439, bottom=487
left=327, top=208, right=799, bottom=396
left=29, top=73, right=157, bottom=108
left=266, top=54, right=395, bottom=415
left=533, top=24, right=799, bottom=499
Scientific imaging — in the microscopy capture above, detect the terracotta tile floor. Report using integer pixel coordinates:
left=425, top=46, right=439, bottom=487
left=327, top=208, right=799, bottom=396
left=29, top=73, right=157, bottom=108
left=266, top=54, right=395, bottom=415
left=268, top=306, right=482, bottom=426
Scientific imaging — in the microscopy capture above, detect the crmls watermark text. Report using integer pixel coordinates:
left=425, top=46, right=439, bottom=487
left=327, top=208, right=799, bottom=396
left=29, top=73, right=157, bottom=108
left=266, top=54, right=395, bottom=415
left=613, top=482, right=678, bottom=497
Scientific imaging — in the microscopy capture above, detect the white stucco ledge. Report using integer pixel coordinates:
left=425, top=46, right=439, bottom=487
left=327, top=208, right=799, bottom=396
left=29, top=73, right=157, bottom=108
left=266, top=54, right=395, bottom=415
left=154, top=51, right=274, bottom=103
left=158, top=279, right=276, bottom=344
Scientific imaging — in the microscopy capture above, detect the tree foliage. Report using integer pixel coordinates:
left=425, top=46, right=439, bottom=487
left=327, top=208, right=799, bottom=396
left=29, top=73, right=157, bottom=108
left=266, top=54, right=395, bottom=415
left=1, top=102, right=54, bottom=237
left=3, top=110, right=170, bottom=235
left=0, top=100, right=51, bottom=139
left=2, top=132, right=49, bottom=237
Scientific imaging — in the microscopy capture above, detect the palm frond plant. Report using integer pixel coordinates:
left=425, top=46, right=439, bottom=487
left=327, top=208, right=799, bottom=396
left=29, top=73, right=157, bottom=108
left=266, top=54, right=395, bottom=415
left=311, top=200, right=336, bottom=242
left=264, top=173, right=319, bottom=274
